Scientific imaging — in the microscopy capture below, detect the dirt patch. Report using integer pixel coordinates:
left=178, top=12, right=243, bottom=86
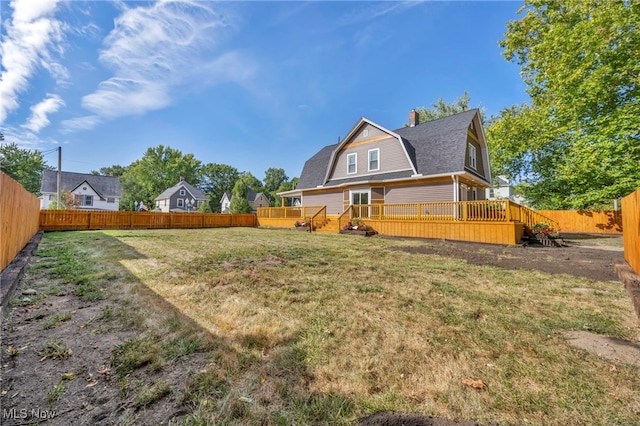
left=388, top=235, right=624, bottom=282
left=564, top=331, right=640, bottom=368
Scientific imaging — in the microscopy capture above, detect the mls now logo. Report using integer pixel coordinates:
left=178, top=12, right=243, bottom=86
left=3, top=408, right=56, bottom=420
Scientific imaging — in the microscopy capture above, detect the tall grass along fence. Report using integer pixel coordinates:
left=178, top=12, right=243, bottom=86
left=1, top=172, right=41, bottom=272
left=538, top=210, right=623, bottom=234
left=621, top=189, right=639, bottom=274
left=40, top=210, right=256, bottom=232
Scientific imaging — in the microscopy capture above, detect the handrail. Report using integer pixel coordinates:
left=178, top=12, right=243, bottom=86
left=337, top=205, right=354, bottom=231
left=309, top=206, right=326, bottom=232
left=508, top=201, right=560, bottom=232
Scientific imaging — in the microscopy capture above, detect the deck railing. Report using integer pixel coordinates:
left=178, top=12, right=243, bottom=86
left=309, top=206, right=326, bottom=232
left=259, top=201, right=558, bottom=231
left=256, top=206, right=325, bottom=219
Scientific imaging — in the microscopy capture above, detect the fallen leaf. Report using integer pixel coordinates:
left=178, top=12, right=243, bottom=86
left=462, top=378, right=485, bottom=390
left=609, top=365, right=617, bottom=372
left=62, top=372, right=76, bottom=381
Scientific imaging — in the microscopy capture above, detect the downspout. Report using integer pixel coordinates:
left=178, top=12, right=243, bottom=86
left=452, top=175, right=459, bottom=220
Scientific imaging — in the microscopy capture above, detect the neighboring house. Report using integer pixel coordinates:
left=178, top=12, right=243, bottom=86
left=154, top=177, right=208, bottom=212
left=40, top=170, right=121, bottom=210
left=278, top=109, right=492, bottom=214
left=486, top=175, right=528, bottom=205
left=220, top=189, right=270, bottom=213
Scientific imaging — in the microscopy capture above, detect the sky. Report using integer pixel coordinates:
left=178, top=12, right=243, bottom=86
left=0, top=0, right=530, bottom=182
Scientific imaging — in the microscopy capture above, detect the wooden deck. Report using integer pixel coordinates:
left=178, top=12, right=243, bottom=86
left=257, top=201, right=554, bottom=245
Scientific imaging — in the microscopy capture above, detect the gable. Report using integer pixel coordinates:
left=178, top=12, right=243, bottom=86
left=325, top=119, right=416, bottom=184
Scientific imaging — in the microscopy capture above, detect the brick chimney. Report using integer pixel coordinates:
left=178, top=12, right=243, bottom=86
left=409, top=109, right=419, bottom=127
left=179, top=176, right=185, bottom=182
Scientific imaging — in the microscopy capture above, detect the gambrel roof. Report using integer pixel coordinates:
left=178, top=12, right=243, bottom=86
left=40, top=170, right=121, bottom=199
left=297, top=109, right=489, bottom=189
left=155, top=178, right=207, bottom=201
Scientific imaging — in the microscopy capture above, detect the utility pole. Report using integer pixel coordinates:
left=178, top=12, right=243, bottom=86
left=56, top=146, right=61, bottom=208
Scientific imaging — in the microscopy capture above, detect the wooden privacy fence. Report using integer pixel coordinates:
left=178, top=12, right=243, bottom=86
left=538, top=210, right=623, bottom=234
left=40, top=210, right=256, bottom=231
left=1, top=172, right=41, bottom=272
left=621, top=189, right=639, bottom=274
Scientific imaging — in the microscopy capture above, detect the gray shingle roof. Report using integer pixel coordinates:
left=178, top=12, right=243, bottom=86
left=40, top=170, right=121, bottom=199
left=297, top=109, right=485, bottom=190
left=155, top=179, right=207, bottom=201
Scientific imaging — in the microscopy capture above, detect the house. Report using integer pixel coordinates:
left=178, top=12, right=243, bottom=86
left=278, top=109, right=492, bottom=214
left=154, top=177, right=208, bottom=212
left=40, top=170, right=121, bottom=210
left=486, top=175, right=528, bottom=205
left=220, top=189, right=270, bottom=213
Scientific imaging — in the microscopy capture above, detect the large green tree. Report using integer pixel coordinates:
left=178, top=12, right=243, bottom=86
left=119, top=145, right=201, bottom=211
left=0, top=141, right=52, bottom=194
left=229, top=178, right=252, bottom=213
left=410, top=92, right=485, bottom=125
left=91, top=165, right=127, bottom=177
left=263, top=167, right=288, bottom=205
left=488, top=0, right=640, bottom=209
left=200, top=163, right=240, bottom=212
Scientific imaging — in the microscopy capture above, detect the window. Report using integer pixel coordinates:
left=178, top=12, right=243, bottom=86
left=177, top=199, right=184, bottom=207
left=107, top=197, right=115, bottom=203
left=179, top=189, right=186, bottom=196
left=472, top=188, right=478, bottom=200
left=347, top=153, right=357, bottom=174
left=468, top=144, right=477, bottom=169
left=347, top=153, right=358, bottom=175
left=368, top=148, right=379, bottom=171
left=489, top=189, right=495, bottom=198
left=75, top=194, right=93, bottom=206
left=49, top=194, right=55, bottom=201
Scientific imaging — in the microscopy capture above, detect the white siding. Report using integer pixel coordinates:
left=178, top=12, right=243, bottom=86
left=385, top=182, right=454, bottom=204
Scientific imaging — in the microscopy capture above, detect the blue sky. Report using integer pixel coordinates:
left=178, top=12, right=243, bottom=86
left=0, top=0, right=528, bottom=181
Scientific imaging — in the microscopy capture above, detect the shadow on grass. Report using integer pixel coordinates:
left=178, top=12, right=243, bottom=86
left=86, top=230, right=357, bottom=425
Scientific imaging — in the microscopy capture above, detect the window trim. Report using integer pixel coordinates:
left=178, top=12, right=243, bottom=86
left=368, top=148, right=380, bottom=172
left=468, top=144, right=477, bottom=170
left=179, top=189, right=186, bottom=196
left=107, top=197, right=115, bottom=203
left=347, top=153, right=357, bottom=175
left=177, top=199, right=184, bottom=207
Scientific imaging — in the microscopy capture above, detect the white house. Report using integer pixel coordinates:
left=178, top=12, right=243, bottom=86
left=40, top=170, right=122, bottom=210
left=220, top=189, right=270, bottom=213
left=486, top=175, right=527, bottom=205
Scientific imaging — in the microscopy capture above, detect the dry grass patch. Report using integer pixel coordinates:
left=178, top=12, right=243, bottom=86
left=40, top=228, right=640, bottom=425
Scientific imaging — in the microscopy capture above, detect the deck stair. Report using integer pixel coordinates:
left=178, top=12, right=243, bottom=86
left=313, top=218, right=339, bottom=233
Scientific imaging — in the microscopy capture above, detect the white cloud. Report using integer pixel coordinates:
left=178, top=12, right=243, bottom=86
left=60, top=115, right=103, bottom=133
left=80, top=0, right=256, bottom=120
left=0, top=0, right=65, bottom=124
left=22, top=95, right=66, bottom=133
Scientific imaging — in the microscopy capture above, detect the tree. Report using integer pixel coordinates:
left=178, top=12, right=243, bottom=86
left=91, top=165, right=127, bottom=177
left=200, top=163, right=240, bottom=212
left=276, top=177, right=299, bottom=206
left=410, top=92, right=485, bottom=125
left=229, top=178, right=252, bottom=214
left=488, top=0, right=640, bottom=209
left=119, top=145, right=201, bottom=211
left=0, top=142, right=52, bottom=194
left=263, top=167, right=288, bottom=205
left=48, top=190, right=81, bottom=210
left=238, top=172, right=264, bottom=193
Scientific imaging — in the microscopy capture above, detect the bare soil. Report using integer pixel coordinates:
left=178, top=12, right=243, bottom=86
left=0, top=233, right=635, bottom=426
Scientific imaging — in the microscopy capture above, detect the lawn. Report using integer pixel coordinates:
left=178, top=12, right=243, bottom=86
left=6, top=228, right=640, bottom=425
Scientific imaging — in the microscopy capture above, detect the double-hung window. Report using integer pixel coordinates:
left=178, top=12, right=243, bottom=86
left=468, top=144, right=477, bottom=169
left=368, top=148, right=379, bottom=171
left=347, top=153, right=357, bottom=174
left=75, top=194, right=93, bottom=206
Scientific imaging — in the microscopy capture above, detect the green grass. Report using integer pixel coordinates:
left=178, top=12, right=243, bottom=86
left=33, top=228, right=640, bottom=425
left=42, top=311, right=74, bottom=329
